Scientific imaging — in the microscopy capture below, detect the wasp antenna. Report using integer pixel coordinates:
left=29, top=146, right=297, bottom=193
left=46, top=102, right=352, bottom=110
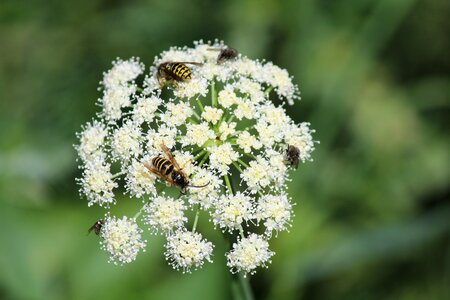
left=188, top=181, right=210, bottom=188
left=207, top=47, right=221, bottom=51
left=176, top=61, right=203, bottom=66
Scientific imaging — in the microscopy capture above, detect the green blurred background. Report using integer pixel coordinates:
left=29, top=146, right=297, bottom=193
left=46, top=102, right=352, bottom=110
left=0, top=0, right=449, bottom=299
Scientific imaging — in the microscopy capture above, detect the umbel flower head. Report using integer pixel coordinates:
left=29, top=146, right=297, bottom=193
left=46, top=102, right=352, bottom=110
left=76, top=40, right=316, bottom=274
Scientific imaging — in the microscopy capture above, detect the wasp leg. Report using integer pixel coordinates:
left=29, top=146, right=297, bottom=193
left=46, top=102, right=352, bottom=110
left=180, top=158, right=192, bottom=170
left=158, top=77, right=167, bottom=89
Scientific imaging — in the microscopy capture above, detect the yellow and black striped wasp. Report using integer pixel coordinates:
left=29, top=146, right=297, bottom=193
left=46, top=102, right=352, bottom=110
left=144, top=144, right=209, bottom=193
left=156, top=61, right=202, bottom=88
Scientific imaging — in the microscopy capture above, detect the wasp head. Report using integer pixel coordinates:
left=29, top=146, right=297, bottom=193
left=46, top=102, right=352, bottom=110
left=172, top=171, right=188, bottom=189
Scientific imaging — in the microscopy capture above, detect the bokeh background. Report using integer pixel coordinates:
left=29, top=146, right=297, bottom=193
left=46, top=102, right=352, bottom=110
left=0, top=0, right=449, bottom=299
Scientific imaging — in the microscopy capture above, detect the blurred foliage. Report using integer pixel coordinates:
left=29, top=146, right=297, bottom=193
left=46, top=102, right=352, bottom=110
left=0, top=0, right=449, bottom=299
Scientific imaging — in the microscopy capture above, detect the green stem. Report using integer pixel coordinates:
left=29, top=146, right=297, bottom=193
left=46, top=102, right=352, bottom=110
left=198, top=151, right=210, bottom=167
left=257, top=190, right=265, bottom=198
left=237, top=158, right=249, bottom=168
left=238, top=225, right=245, bottom=238
left=133, top=185, right=166, bottom=219
left=133, top=202, right=147, bottom=219
left=196, top=98, right=205, bottom=112
left=238, top=272, right=254, bottom=300
left=194, top=149, right=207, bottom=161
left=111, top=171, right=125, bottom=179
left=243, top=152, right=257, bottom=160
left=232, top=162, right=243, bottom=173
left=223, top=175, right=254, bottom=300
left=224, top=174, right=233, bottom=195
left=192, top=110, right=201, bottom=121
left=211, top=81, right=217, bottom=107
left=231, top=279, right=243, bottom=300
left=192, top=206, right=200, bottom=232
left=264, top=86, right=273, bottom=96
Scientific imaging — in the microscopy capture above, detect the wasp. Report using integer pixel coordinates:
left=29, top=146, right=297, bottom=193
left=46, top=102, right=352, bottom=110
left=88, top=219, right=104, bottom=236
left=156, top=61, right=202, bottom=88
left=208, top=47, right=238, bottom=63
left=284, top=145, right=300, bottom=169
left=144, top=144, right=209, bottom=193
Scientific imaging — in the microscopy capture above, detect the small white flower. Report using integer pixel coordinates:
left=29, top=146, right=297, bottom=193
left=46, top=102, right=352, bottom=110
left=218, top=86, right=239, bottom=108
left=236, top=131, right=262, bottom=154
left=259, top=104, right=290, bottom=126
left=133, top=96, right=161, bottom=124
left=200, top=61, right=234, bottom=82
left=161, top=102, right=193, bottom=127
left=255, top=120, right=283, bottom=147
left=80, top=157, right=117, bottom=207
left=260, top=62, right=297, bottom=105
left=212, top=192, right=254, bottom=232
left=101, top=84, right=135, bottom=122
left=182, top=122, right=215, bottom=147
left=193, top=43, right=219, bottom=62
left=159, top=48, right=196, bottom=64
left=226, top=233, right=274, bottom=275
left=174, top=77, right=209, bottom=99
left=125, top=159, right=157, bottom=198
left=102, top=57, right=144, bottom=89
left=147, top=126, right=177, bottom=151
left=234, top=98, right=257, bottom=120
left=230, top=57, right=260, bottom=78
left=143, top=74, right=160, bottom=93
left=111, top=122, right=141, bottom=160
left=236, top=77, right=265, bottom=104
left=256, top=193, right=292, bottom=235
left=76, top=121, right=107, bottom=162
left=265, top=149, right=288, bottom=188
left=218, top=122, right=236, bottom=140
left=144, top=195, right=187, bottom=234
left=189, top=167, right=222, bottom=209
left=208, top=143, right=239, bottom=175
left=172, top=150, right=195, bottom=176
left=284, top=122, right=315, bottom=162
left=100, top=216, right=146, bottom=265
left=201, top=106, right=224, bottom=124
left=241, top=157, right=272, bottom=193
left=164, top=229, right=214, bottom=273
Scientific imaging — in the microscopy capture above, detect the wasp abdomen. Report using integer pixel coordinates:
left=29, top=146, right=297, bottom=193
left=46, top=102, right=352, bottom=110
left=172, top=63, right=192, bottom=80
left=152, top=157, right=174, bottom=175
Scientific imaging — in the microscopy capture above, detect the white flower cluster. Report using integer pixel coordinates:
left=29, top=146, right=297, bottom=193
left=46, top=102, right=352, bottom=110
left=100, top=216, right=146, bottom=265
left=227, top=233, right=274, bottom=276
left=76, top=40, right=316, bottom=275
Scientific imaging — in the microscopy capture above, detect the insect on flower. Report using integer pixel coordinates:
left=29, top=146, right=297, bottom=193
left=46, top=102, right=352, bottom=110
left=208, top=47, right=238, bottom=63
left=88, top=219, right=104, bottom=236
left=284, top=145, right=300, bottom=169
left=144, top=144, right=209, bottom=193
left=156, top=61, right=202, bottom=88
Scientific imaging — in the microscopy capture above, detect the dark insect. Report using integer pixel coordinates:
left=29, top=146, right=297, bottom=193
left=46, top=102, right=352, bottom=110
left=88, top=219, right=104, bottom=236
left=284, top=145, right=300, bottom=169
left=156, top=62, right=202, bottom=88
left=144, top=144, right=209, bottom=193
left=208, top=47, right=238, bottom=63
